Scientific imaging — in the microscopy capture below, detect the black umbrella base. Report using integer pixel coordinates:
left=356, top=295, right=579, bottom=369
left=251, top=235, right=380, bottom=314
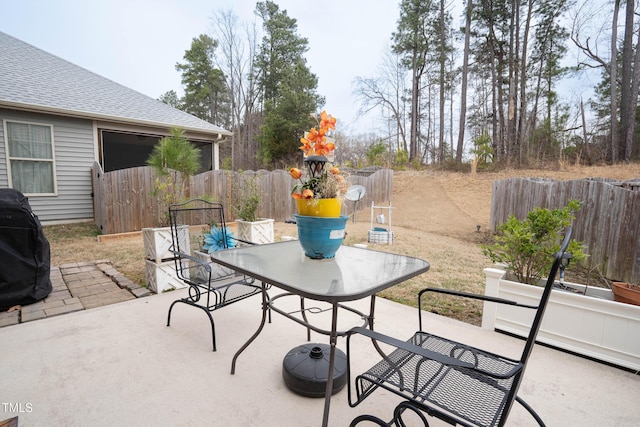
left=282, top=343, right=347, bottom=398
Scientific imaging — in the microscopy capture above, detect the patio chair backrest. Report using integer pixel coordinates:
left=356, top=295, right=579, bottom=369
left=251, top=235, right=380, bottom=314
left=521, top=225, right=573, bottom=363
left=502, top=225, right=573, bottom=422
left=168, top=199, right=231, bottom=256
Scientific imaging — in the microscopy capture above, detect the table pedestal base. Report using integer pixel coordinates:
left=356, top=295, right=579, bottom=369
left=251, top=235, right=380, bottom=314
left=282, top=343, right=347, bottom=398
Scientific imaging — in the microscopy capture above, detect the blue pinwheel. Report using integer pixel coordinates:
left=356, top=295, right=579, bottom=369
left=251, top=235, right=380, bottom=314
left=202, top=225, right=237, bottom=253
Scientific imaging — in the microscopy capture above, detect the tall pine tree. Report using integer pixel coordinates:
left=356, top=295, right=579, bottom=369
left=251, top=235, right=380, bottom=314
left=175, top=34, right=230, bottom=127
left=254, top=1, right=323, bottom=167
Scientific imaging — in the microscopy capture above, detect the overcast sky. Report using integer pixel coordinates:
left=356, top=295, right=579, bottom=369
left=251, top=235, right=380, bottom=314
left=1, top=0, right=411, bottom=134
left=2, top=0, right=607, bottom=144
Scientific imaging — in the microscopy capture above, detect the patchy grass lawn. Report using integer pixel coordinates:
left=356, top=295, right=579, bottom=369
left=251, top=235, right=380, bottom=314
left=45, top=222, right=146, bottom=287
left=43, top=163, right=640, bottom=326
left=44, top=220, right=489, bottom=325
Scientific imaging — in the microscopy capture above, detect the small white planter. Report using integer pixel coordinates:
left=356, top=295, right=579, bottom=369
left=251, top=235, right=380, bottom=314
left=193, top=250, right=234, bottom=281
left=483, top=267, right=640, bottom=371
left=236, top=218, right=274, bottom=244
left=145, top=259, right=188, bottom=293
left=142, top=225, right=189, bottom=262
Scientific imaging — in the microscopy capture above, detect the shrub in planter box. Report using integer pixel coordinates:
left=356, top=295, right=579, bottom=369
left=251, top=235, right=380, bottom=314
left=483, top=267, right=640, bottom=371
left=232, top=174, right=274, bottom=244
left=482, top=199, right=585, bottom=285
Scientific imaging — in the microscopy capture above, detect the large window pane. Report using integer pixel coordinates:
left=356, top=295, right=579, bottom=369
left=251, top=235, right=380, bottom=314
left=5, top=121, right=55, bottom=194
left=7, top=122, right=53, bottom=159
left=11, top=161, right=55, bottom=194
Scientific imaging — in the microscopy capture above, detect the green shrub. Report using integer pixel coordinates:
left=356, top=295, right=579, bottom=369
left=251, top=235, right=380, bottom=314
left=232, top=175, right=261, bottom=222
left=146, top=127, right=201, bottom=226
left=482, top=199, right=586, bottom=285
left=471, top=132, right=494, bottom=169
left=394, top=149, right=409, bottom=170
left=147, top=127, right=201, bottom=177
left=366, top=141, right=387, bottom=166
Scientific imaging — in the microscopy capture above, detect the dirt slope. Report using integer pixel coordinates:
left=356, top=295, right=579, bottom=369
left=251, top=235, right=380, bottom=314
left=389, top=164, right=640, bottom=242
left=277, top=163, right=640, bottom=252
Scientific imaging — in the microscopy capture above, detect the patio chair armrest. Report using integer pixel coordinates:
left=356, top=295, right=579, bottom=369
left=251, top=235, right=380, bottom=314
left=170, top=250, right=212, bottom=272
left=419, top=287, right=538, bottom=309
left=229, top=236, right=256, bottom=246
left=417, top=287, right=538, bottom=339
left=346, top=326, right=475, bottom=369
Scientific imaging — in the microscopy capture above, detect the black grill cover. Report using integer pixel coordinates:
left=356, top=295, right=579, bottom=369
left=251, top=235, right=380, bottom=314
left=0, top=189, right=52, bottom=309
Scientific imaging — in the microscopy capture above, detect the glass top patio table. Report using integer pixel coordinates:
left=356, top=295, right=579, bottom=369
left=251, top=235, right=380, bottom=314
left=209, top=240, right=430, bottom=302
left=209, top=240, right=430, bottom=427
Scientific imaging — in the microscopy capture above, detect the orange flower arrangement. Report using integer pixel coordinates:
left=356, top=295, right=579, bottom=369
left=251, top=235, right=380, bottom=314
left=290, top=165, right=346, bottom=200
left=299, top=110, right=336, bottom=157
left=289, top=111, right=347, bottom=201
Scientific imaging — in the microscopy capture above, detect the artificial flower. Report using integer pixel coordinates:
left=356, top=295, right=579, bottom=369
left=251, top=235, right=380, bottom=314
left=290, top=111, right=349, bottom=201
left=319, top=110, right=336, bottom=131
left=203, top=225, right=236, bottom=253
left=299, top=110, right=336, bottom=157
left=289, top=167, right=302, bottom=180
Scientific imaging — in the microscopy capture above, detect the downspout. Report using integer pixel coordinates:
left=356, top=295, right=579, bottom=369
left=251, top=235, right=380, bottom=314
left=214, top=133, right=225, bottom=171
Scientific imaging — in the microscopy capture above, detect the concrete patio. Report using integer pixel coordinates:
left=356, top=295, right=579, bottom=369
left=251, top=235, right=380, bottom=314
left=1, top=287, right=638, bottom=426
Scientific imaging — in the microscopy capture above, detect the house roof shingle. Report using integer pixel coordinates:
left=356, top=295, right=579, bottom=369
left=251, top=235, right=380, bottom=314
left=0, top=31, right=232, bottom=137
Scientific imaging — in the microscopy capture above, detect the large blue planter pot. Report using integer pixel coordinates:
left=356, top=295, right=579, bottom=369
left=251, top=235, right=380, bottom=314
left=294, top=214, right=349, bottom=259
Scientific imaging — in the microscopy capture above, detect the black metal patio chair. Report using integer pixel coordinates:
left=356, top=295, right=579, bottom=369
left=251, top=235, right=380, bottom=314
left=166, top=199, right=264, bottom=351
left=345, top=227, right=573, bottom=426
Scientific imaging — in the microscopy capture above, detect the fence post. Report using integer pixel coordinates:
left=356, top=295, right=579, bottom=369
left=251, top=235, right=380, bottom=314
left=91, top=162, right=107, bottom=234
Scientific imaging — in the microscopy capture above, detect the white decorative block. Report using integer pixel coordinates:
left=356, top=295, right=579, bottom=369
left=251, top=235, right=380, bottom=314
left=145, top=259, right=188, bottom=294
left=143, top=225, right=190, bottom=262
left=236, top=219, right=274, bottom=244
left=193, top=250, right=234, bottom=281
left=368, top=230, right=394, bottom=244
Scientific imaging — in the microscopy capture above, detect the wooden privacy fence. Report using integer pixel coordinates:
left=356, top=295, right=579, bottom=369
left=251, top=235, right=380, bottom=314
left=92, top=162, right=393, bottom=235
left=490, top=177, right=640, bottom=284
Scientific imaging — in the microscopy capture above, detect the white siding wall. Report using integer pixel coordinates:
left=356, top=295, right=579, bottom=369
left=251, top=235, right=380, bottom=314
left=0, top=108, right=95, bottom=223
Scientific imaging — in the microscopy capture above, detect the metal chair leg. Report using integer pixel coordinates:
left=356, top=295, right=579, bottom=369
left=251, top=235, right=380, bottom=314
left=393, top=401, right=430, bottom=427
left=166, top=299, right=217, bottom=351
left=350, top=414, right=390, bottom=426
left=166, top=300, right=179, bottom=327
left=350, top=401, right=431, bottom=427
left=516, top=396, right=546, bottom=426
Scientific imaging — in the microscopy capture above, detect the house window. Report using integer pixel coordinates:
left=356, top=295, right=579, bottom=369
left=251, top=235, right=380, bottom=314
left=4, top=120, right=56, bottom=195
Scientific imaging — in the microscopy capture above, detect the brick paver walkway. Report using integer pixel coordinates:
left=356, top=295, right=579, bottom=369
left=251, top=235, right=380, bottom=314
left=0, top=260, right=150, bottom=327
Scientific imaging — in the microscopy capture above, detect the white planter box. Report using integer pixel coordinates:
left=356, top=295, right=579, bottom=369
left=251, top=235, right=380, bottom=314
left=193, top=250, right=234, bottom=281
left=145, top=259, right=188, bottom=294
left=368, top=229, right=394, bottom=244
left=236, top=218, right=274, bottom=244
left=483, top=267, right=640, bottom=371
left=143, top=225, right=190, bottom=262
